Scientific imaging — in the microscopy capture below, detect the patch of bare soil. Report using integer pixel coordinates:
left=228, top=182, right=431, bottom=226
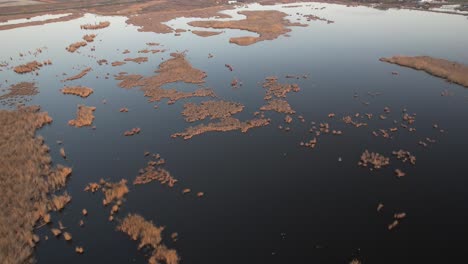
left=191, top=30, right=223, bottom=37
left=172, top=116, right=270, bottom=140
left=0, top=106, right=72, bottom=264
left=118, top=214, right=179, bottom=264
left=181, top=100, right=244, bottom=122
left=62, top=67, right=92, bottom=81
left=66, top=41, right=87, bottom=53
left=80, top=21, right=110, bottom=30
left=83, top=34, right=96, bottom=42
left=60, top=86, right=94, bottom=98
left=68, top=105, right=96, bottom=127
left=380, top=56, right=468, bottom=88
left=0, top=82, right=37, bottom=106
left=189, top=10, right=306, bottom=46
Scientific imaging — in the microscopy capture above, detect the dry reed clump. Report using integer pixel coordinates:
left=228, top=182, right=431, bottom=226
left=392, top=149, right=416, bottom=165
left=124, top=127, right=141, bottom=136
left=0, top=106, right=72, bottom=264
left=102, top=179, right=129, bottom=206
left=189, top=10, right=306, bottom=46
left=68, top=105, right=96, bottom=127
left=124, top=57, right=148, bottom=64
left=0, top=82, right=38, bottom=106
left=80, top=21, right=110, bottom=30
left=60, top=86, right=94, bottom=98
left=50, top=193, right=72, bottom=211
left=13, top=61, right=43, bottom=74
left=380, top=56, right=468, bottom=88
left=358, top=150, right=390, bottom=169
left=118, top=214, right=179, bottom=264
left=82, top=34, right=96, bottom=42
left=112, top=61, right=126, bottom=67
left=114, top=53, right=215, bottom=104
left=181, top=100, right=245, bottom=122
left=260, top=99, right=296, bottom=114
left=66, top=41, right=87, bottom=53
left=262, top=76, right=300, bottom=100
left=171, top=117, right=270, bottom=140
left=134, top=155, right=177, bottom=187
left=62, top=67, right=92, bottom=82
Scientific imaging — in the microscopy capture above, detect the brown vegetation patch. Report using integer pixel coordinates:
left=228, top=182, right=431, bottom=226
left=115, top=73, right=143, bottom=89
left=60, top=86, right=94, bottom=98
left=80, top=21, right=110, bottom=30
left=124, top=127, right=141, bottom=136
left=189, top=10, right=306, bottom=46
left=115, top=53, right=215, bottom=104
left=68, top=105, right=96, bottom=127
left=380, top=56, right=468, bottom=88
left=0, top=82, right=37, bottom=106
left=66, top=41, right=87, bottom=53
left=260, top=99, right=295, bottom=114
left=172, top=117, right=270, bottom=140
left=358, top=150, right=390, bottom=169
left=181, top=100, right=244, bottom=122
left=124, top=57, right=148, bottom=64
left=63, top=67, right=92, bottom=81
left=83, top=34, right=96, bottom=42
left=112, top=61, right=126, bottom=67
left=118, top=214, right=179, bottom=264
left=191, top=30, right=223, bottom=37
left=262, top=76, right=300, bottom=100
left=0, top=106, right=71, bottom=263
left=13, top=61, right=43, bottom=74
left=126, top=5, right=230, bottom=34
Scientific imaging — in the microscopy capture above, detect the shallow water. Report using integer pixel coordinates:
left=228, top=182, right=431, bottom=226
left=1, top=3, right=468, bottom=264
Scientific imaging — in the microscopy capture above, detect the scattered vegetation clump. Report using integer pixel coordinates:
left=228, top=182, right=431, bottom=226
left=102, top=179, right=129, bottom=206
left=392, top=150, right=416, bottom=165
left=260, top=99, right=295, bottom=114
left=0, top=82, right=38, bottom=106
left=118, top=214, right=179, bottom=264
left=66, top=41, right=87, bottom=53
left=80, top=21, right=110, bottom=30
left=13, top=61, right=43, bottom=74
left=68, top=105, right=96, bottom=127
left=191, top=30, right=223, bottom=37
left=83, top=34, right=96, bottom=42
left=172, top=117, right=270, bottom=140
left=63, top=67, right=92, bottom=82
left=124, top=57, right=148, bottom=64
left=262, top=76, right=300, bottom=100
left=181, top=100, right=245, bottom=122
left=358, top=150, right=390, bottom=169
left=0, top=106, right=72, bottom=264
left=61, top=86, right=94, bottom=98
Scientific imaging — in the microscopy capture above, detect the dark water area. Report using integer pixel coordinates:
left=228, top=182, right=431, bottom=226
left=1, top=3, right=468, bottom=264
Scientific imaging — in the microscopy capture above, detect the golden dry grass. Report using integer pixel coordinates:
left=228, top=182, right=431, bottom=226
left=118, top=214, right=179, bottom=264
left=0, top=106, right=72, bottom=264
left=380, top=56, right=468, bottom=88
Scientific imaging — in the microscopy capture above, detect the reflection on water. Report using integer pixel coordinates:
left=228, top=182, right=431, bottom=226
left=1, top=2, right=468, bottom=264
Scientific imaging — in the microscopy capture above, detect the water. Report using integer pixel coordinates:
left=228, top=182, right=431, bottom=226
left=1, top=3, right=468, bottom=264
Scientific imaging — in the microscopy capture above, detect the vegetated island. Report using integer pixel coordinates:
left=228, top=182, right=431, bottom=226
left=380, top=56, right=468, bottom=88
left=188, top=10, right=307, bottom=46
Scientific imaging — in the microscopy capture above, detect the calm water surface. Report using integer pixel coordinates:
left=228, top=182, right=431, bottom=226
left=1, top=3, right=468, bottom=264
